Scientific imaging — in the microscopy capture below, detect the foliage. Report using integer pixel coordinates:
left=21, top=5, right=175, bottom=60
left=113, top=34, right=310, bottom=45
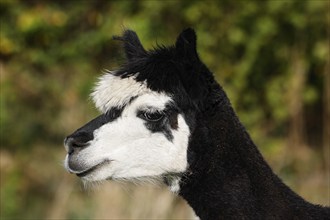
left=0, top=0, right=328, bottom=218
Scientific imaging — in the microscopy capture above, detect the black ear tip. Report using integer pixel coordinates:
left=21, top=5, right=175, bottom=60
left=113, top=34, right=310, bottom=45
left=112, top=29, right=146, bottom=60
left=182, top=28, right=196, bottom=35
left=181, top=28, right=196, bottom=41
left=112, top=29, right=138, bottom=42
left=123, top=29, right=138, bottom=39
left=175, top=28, right=198, bottom=59
left=176, top=28, right=197, bottom=46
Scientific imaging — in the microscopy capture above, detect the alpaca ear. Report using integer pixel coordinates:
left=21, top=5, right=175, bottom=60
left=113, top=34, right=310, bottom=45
left=175, top=28, right=198, bottom=61
left=113, top=29, right=146, bottom=60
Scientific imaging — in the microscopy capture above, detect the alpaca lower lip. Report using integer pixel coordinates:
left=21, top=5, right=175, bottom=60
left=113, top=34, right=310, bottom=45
left=74, top=160, right=111, bottom=177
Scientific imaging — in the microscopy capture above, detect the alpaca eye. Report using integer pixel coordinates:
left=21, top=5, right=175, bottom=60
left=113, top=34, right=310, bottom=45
left=143, top=112, right=164, bottom=122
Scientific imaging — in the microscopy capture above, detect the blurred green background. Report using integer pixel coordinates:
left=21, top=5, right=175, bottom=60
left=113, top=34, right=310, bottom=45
left=0, top=0, right=329, bottom=219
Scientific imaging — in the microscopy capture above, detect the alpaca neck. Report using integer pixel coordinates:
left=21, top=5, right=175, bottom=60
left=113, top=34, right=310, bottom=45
left=178, top=100, right=323, bottom=219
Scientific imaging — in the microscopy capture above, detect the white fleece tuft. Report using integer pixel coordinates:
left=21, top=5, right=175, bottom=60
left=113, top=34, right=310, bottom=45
left=91, top=72, right=152, bottom=113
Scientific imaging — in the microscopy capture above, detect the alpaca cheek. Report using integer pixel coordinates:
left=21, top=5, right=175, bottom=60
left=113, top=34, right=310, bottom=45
left=86, top=114, right=190, bottom=180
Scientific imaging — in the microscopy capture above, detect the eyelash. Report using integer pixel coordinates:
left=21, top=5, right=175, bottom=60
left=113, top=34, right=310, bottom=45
left=139, top=111, right=164, bottom=122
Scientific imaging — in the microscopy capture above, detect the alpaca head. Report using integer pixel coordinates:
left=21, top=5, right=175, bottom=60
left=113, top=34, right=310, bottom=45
left=64, top=29, right=208, bottom=188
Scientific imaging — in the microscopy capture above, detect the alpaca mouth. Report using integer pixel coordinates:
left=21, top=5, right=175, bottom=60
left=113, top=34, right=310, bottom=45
left=73, top=160, right=112, bottom=177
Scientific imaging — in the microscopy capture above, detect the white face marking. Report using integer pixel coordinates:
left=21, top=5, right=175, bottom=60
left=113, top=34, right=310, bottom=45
left=65, top=73, right=190, bottom=185
left=91, top=72, right=152, bottom=113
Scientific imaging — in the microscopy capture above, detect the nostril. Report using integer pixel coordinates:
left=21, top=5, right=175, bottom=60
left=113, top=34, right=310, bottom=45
left=64, top=131, right=93, bottom=154
left=71, top=140, right=87, bottom=148
left=65, top=137, right=89, bottom=155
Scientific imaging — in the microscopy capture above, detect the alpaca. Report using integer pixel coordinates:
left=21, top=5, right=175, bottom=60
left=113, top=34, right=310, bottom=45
left=64, top=29, right=330, bottom=219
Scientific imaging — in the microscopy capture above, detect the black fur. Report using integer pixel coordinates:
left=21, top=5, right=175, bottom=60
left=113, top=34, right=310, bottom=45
left=113, top=30, right=147, bottom=61
left=114, top=29, right=330, bottom=219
